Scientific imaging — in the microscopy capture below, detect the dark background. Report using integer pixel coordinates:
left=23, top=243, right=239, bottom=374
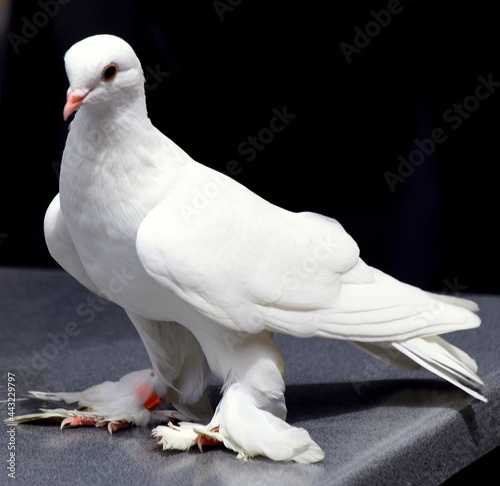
left=0, top=0, right=499, bottom=294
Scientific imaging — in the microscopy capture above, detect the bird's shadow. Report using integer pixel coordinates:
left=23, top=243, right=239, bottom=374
left=282, top=379, right=472, bottom=421
left=208, top=378, right=474, bottom=422
left=274, top=378, right=482, bottom=445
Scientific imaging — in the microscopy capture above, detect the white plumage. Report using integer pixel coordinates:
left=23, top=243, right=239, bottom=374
left=16, top=34, right=486, bottom=463
left=16, top=369, right=190, bottom=433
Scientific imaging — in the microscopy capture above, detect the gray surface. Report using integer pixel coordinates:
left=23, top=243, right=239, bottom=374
left=1, top=266, right=499, bottom=486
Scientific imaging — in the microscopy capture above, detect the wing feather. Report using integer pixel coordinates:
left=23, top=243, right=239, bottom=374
left=136, top=166, right=360, bottom=335
left=136, top=164, right=480, bottom=342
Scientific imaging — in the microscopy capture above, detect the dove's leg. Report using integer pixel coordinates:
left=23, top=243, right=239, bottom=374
left=126, top=312, right=214, bottom=423
left=154, top=330, right=324, bottom=463
left=205, top=331, right=323, bottom=462
left=15, top=315, right=213, bottom=432
left=17, top=369, right=186, bottom=432
left=61, top=416, right=132, bottom=433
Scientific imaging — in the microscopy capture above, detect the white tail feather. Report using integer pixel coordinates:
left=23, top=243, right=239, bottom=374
left=392, top=337, right=487, bottom=402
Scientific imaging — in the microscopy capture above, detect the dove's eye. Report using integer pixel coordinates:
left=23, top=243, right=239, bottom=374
left=102, top=63, right=119, bottom=82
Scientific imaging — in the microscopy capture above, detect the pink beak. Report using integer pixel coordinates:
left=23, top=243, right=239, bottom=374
left=63, top=88, right=89, bottom=121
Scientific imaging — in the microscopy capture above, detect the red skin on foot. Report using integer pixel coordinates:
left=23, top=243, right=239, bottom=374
left=59, top=380, right=162, bottom=433
left=107, top=420, right=131, bottom=434
left=197, top=434, right=222, bottom=449
left=61, top=416, right=101, bottom=429
left=135, top=382, right=162, bottom=410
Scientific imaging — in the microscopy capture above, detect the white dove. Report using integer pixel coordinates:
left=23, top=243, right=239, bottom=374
left=21, top=34, right=486, bottom=463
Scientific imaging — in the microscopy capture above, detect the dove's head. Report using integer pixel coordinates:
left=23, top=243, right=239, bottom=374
left=63, top=34, right=144, bottom=121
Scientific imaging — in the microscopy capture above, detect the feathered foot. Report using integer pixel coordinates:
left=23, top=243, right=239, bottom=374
left=152, top=384, right=325, bottom=463
left=60, top=415, right=132, bottom=434
left=9, top=406, right=188, bottom=434
left=8, top=408, right=129, bottom=434
left=152, top=422, right=223, bottom=453
left=5, top=369, right=192, bottom=433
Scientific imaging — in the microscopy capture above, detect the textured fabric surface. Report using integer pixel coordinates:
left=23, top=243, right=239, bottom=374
left=1, top=267, right=499, bottom=485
